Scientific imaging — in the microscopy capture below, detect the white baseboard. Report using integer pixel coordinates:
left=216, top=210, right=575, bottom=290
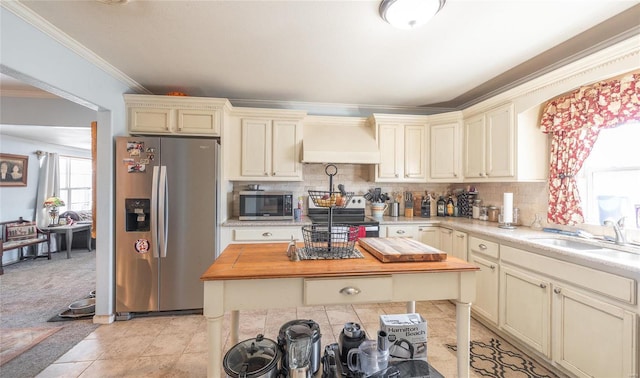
left=93, top=314, right=115, bottom=324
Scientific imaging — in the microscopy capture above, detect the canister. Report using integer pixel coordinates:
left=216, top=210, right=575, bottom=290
left=479, top=206, right=488, bottom=221
left=390, top=202, right=400, bottom=217
left=488, top=206, right=500, bottom=222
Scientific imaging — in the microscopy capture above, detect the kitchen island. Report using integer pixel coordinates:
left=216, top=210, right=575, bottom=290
left=201, top=242, right=479, bottom=378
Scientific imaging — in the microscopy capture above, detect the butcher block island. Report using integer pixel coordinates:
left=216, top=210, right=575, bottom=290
left=201, top=241, right=478, bottom=378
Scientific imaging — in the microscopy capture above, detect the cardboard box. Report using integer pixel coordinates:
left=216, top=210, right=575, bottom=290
left=380, top=313, right=427, bottom=361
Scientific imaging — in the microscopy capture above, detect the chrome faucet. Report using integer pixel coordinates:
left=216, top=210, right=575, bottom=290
left=603, top=217, right=626, bottom=245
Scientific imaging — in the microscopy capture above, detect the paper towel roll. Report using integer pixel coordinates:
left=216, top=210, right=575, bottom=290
left=503, top=193, right=513, bottom=223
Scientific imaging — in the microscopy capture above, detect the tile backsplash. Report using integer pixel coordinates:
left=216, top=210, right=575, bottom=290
left=231, top=164, right=547, bottom=223
left=230, top=163, right=639, bottom=243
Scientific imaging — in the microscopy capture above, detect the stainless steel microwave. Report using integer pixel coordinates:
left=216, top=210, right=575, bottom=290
left=239, top=191, right=294, bottom=220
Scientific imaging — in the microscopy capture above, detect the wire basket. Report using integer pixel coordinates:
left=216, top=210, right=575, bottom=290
left=301, top=224, right=359, bottom=258
left=308, top=191, right=354, bottom=208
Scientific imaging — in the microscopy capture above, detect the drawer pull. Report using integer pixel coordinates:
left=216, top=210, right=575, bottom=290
left=554, top=288, right=562, bottom=294
left=478, top=244, right=487, bottom=250
left=456, top=234, right=465, bottom=238
left=339, top=287, right=361, bottom=296
left=539, top=283, right=547, bottom=289
left=396, top=230, right=406, bottom=235
left=262, top=232, right=272, bottom=237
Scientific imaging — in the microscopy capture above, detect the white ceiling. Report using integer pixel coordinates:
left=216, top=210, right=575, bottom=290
left=2, top=1, right=640, bottom=148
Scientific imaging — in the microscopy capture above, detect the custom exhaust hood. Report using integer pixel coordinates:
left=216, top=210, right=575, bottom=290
left=302, top=116, right=380, bottom=164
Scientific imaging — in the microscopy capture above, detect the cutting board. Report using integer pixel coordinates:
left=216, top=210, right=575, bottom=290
left=358, top=237, right=447, bottom=263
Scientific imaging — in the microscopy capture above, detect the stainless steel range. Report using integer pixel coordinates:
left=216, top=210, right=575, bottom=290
left=307, top=195, right=380, bottom=237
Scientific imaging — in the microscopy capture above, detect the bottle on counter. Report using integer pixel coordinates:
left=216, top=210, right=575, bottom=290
left=437, top=196, right=446, bottom=217
left=446, top=196, right=454, bottom=216
left=421, top=195, right=430, bottom=218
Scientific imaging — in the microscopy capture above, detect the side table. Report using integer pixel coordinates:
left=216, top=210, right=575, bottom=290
left=42, top=223, right=93, bottom=258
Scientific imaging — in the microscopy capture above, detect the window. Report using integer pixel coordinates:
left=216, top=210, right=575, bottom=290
left=576, top=121, right=640, bottom=228
left=59, top=156, right=92, bottom=212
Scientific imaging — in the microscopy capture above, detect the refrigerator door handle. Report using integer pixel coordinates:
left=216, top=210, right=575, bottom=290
left=159, top=165, right=169, bottom=258
left=151, top=166, right=160, bottom=258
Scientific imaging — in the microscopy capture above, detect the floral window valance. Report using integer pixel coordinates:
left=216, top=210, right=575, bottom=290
left=540, top=72, right=640, bottom=225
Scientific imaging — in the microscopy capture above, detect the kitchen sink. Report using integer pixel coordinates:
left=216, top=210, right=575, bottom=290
left=529, top=238, right=604, bottom=250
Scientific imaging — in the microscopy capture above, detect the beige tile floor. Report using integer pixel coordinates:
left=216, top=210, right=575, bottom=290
left=36, top=301, right=510, bottom=377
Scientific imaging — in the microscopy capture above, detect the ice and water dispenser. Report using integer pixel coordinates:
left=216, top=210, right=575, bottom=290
left=125, top=199, right=150, bottom=232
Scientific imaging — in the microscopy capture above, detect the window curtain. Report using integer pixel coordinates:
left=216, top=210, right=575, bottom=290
left=540, top=72, right=640, bottom=225
left=35, top=152, right=61, bottom=229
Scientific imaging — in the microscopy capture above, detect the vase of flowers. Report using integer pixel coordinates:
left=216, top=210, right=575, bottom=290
left=43, top=196, right=65, bottom=226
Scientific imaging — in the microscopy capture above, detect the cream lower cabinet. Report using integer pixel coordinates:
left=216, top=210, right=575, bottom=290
left=552, top=285, right=636, bottom=378
left=418, top=225, right=439, bottom=247
left=469, top=236, right=499, bottom=325
left=452, top=230, right=468, bottom=261
left=220, top=225, right=304, bottom=254
left=499, top=264, right=551, bottom=357
left=386, top=225, right=419, bottom=239
left=500, top=244, right=637, bottom=378
left=438, top=227, right=453, bottom=254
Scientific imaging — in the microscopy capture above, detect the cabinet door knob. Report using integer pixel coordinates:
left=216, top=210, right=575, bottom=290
left=489, top=265, right=496, bottom=270
left=339, top=287, right=361, bottom=296
left=264, top=172, right=269, bottom=176
left=478, top=244, right=487, bottom=250
left=272, top=172, right=276, bottom=175
left=479, top=173, right=483, bottom=177
left=456, top=234, right=465, bottom=238
left=539, top=283, right=547, bottom=289
left=395, top=174, right=399, bottom=178
left=262, top=232, right=272, bottom=237
left=396, top=230, right=406, bottom=234
left=554, top=288, right=562, bottom=294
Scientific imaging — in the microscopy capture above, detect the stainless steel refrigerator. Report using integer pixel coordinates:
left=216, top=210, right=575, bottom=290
left=115, top=136, right=219, bottom=315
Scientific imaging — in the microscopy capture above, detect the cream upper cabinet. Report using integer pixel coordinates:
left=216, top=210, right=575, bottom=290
left=225, top=108, right=306, bottom=181
left=240, top=118, right=303, bottom=179
left=373, top=114, right=428, bottom=183
left=464, top=103, right=514, bottom=179
left=429, top=114, right=463, bottom=182
left=125, top=94, right=228, bottom=136
left=463, top=102, right=548, bottom=182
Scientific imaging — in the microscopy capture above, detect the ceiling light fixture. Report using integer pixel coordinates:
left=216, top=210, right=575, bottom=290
left=379, top=0, right=446, bottom=29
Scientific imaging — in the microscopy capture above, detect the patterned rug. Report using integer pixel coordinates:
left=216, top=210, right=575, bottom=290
left=446, top=338, right=559, bottom=378
left=0, top=327, right=62, bottom=366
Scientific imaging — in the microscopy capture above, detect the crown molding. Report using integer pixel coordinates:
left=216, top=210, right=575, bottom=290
left=462, top=34, right=640, bottom=116
left=1, top=1, right=151, bottom=95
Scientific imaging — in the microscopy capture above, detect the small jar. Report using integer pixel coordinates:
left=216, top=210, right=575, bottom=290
left=479, top=206, right=488, bottom=221
left=488, top=206, right=500, bottom=222
left=472, top=199, right=481, bottom=219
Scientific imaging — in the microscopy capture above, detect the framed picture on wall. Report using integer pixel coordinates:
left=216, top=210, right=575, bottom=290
left=0, top=154, right=28, bottom=187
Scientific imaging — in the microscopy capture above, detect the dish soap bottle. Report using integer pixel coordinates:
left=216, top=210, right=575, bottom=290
left=446, top=196, right=454, bottom=216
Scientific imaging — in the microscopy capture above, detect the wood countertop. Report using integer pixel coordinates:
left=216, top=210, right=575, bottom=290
left=201, top=242, right=479, bottom=281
